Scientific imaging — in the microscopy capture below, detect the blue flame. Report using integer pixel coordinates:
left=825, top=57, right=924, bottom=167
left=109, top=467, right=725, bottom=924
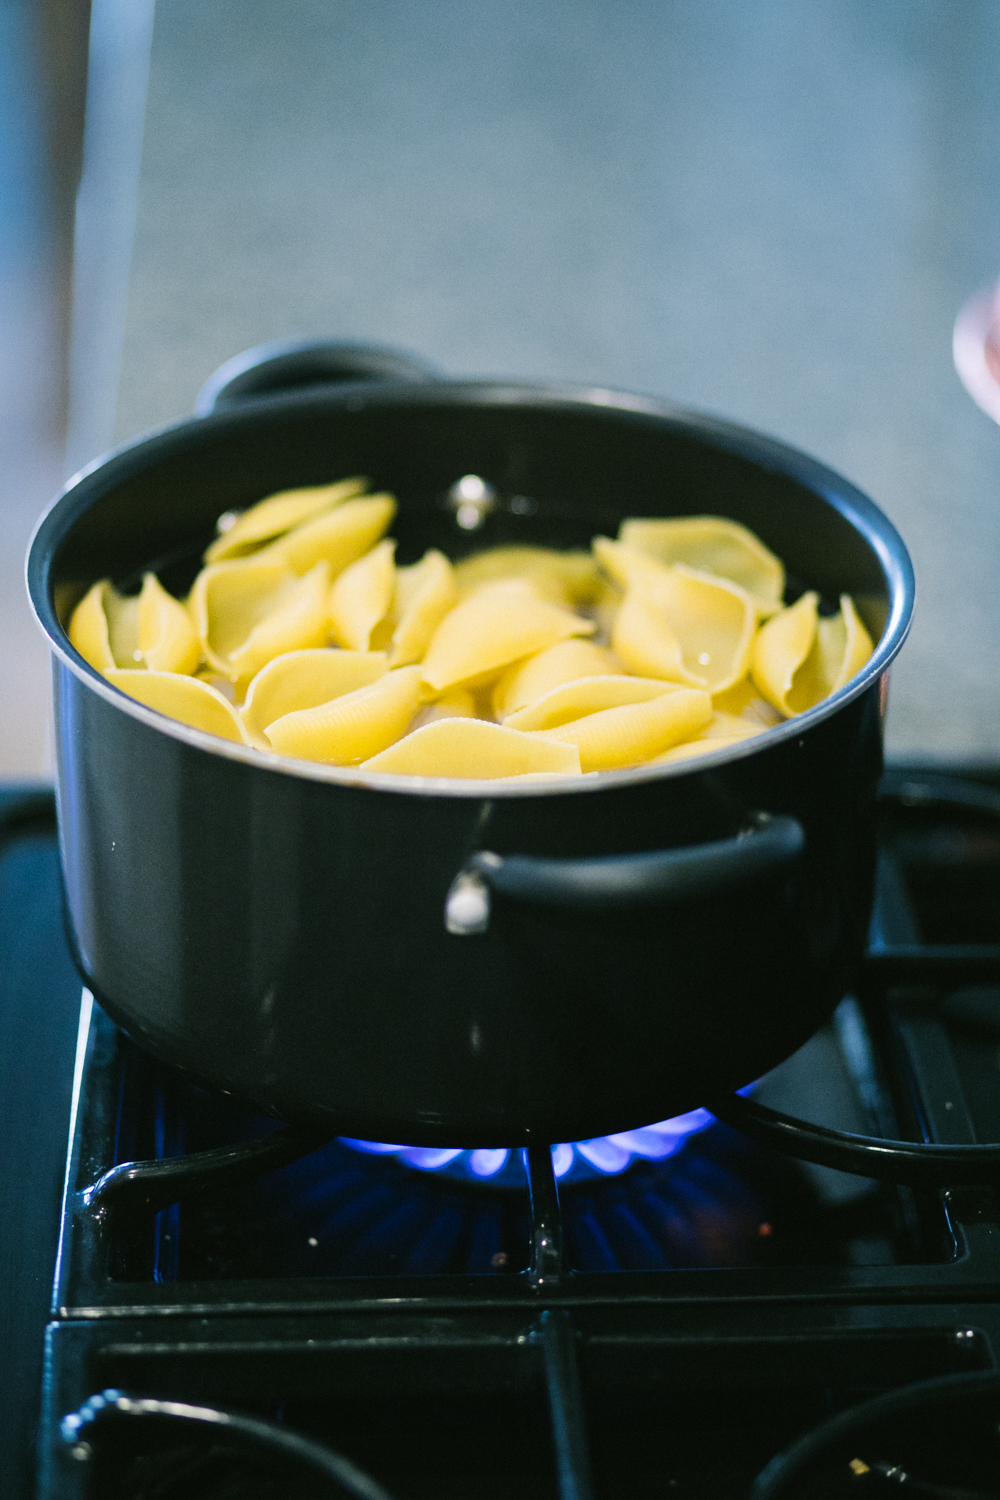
left=340, top=1106, right=718, bottom=1187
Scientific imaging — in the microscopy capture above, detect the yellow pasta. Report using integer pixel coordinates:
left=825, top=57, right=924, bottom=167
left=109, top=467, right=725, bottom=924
left=138, top=572, right=201, bottom=674
left=226, top=563, right=332, bottom=689
left=504, top=676, right=685, bottom=732
left=361, top=717, right=582, bottom=778
left=240, top=648, right=388, bottom=740
left=328, top=538, right=397, bottom=650
left=453, top=546, right=602, bottom=607
left=492, top=639, right=622, bottom=719
left=105, top=669, right=251, bottom=743
left=254, top=493, right=396, bottom=576
left=380, top=549, right=456, bottom=667
left=420, top=579, right=594, bottom=692
left=528, top=689, right=713, bottom=771
left=264, top=665, right=424, bottom=764
left=598, top=542, right=755, bottom=694
left=74, top=481, right=878, bottom=779
left=192, top=558, right=331, bottom=690
left=648, top=732, right=759, bottom=766
left=712, top=676, right=783, bottom=727
left=191, top=558, right=295, bottom=672
left=405, top=688, right=478, bottom=734
left=618, top=515, right=785, bottom=614
left=204, top=477, right=368, bottom=562
left=68, top=580, right=117, bottom=671
left=69, top=576, right=196, bottom=674
left=752, top=592, right=873, bottom=716
left=104, top=587, right=142, bottom=667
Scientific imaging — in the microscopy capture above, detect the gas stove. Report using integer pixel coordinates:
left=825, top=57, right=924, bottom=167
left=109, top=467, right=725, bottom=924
left=3, top=771, right=1000, bottom=1497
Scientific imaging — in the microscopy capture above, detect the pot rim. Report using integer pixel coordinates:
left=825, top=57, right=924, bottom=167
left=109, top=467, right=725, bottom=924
left=26, top=377, right=915, bottom=800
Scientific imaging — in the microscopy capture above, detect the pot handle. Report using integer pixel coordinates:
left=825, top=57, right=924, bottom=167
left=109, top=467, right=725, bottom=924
left=445, top=811, right=805, bottom=935
left=194, top=337, right=441, bottom=416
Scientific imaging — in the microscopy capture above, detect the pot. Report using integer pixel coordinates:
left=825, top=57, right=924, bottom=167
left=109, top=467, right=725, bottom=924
left=27, top=341, right=914, bottom=1147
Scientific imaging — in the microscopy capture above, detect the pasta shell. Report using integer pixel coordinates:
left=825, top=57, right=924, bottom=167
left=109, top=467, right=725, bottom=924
left=420, top=580, right=594, bottom=692
left=241, top=648, right=389, bottom=740
left=492, top=639, right=623, bottom=719
left=104, top=587, right=143, bottom=668
left=68, top=580, right=116, bottom=671
left=328, top=539, right=397, bottom=650
left=599, top=545, right=755, bottom=695
left=504, top=676, right=685, bottom=731
left=701, top=709, right=766, bottom=740
left=138, top=572, right=201, bottom=674
left=453, top=546, right=602, bottom=607
left=255, top=493, right=396, bottom=576
left=190, top=557, right=298, bottom=673
left=528, top=689, right=713, bottom=771
left=406, top=688, right=478, bottom=733
left=105, top=668, right=251, bottom=744
left=591, top=575, right=624, bottom=645
left=648, top=732, right=759, bottom=766
left=204, top=477, right=368, bottom=563
left=264, top=665, right=424, bottom=764
left=361, top=717, right=582, bottom=778
left=227, top=562, right=331, bottom=689
left=618, top=514, right=785, bottom=614
left=712, top=676, right=784, bottom=727
left=385, top=549, right=456, bottom=667
left=593, top=536, right=671, bottom=592
left=753, top=592, right=874, bottom=716
left=193, top=558, right=332, bottom=689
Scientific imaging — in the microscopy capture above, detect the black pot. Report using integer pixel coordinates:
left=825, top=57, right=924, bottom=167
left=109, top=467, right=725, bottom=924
left=27, top=341, right=914, bottom=1147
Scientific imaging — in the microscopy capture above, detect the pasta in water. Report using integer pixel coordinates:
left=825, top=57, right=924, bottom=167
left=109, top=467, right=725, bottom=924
left=66, top=476, right=877, bottom=779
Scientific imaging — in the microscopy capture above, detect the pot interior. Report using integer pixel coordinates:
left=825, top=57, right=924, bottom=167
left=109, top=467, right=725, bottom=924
left=42, top=386, right=900, bottom=648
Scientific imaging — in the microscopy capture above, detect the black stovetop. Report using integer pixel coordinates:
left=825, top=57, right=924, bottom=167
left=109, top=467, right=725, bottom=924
left=3, top=772, right=1000, bottom=1499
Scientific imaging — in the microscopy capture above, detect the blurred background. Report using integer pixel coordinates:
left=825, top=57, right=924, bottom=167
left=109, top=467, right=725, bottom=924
left=2, top=0, right=999, bottom=775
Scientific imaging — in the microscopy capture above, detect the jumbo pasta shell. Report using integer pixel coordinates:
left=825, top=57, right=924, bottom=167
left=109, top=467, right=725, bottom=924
left=138, top=572, right=200, bottom=674
left=190, top=557, right=298, bottom=674
left=361, top=717, right=582, bottom=778
left=618, top=514, right=785, bottom=614
left=828, top=595, right=874, bottom=694
left=646, top=710, right=763, bottom=766
left=504, top=675, right=685, bottom=731
left=649, top=731, right=759, bottom=765
left=712, top=676, right=783, bottom=727
left=105, top=669, right=251, bottom=744
left=227, top=562, right=331, bottom=689
left=592, top=536, right=671, bottom=592
left=192, top=558, right=331, bottom=689
left=405, top=688, right=478, bottom=734
left=241, top=648, right=388, bottom=740
left=386, top=549, right=456, bottom=667
left=264, top=665, right=424, bottom=764
left=608, top=561, right=756, bottom=695
left=528, top=688, right=712, bottom=771
left=256, top=493, right=396, bottom=576
left=104, top=587, right=142, bottom=668
left=328, top=539, right=396, bottom=651
left=204, top=477, right=368, bottom=562
left=755, top=592, right=874, bottom=716
left=420, top=580, right=594, bottom=692
left=492, top=639, right=622, bottom=719
left=68, top=580, right=116, bottom=671
left=751, top=591, right=818, bottom=714
left=453, top=546, right=602, bottom=607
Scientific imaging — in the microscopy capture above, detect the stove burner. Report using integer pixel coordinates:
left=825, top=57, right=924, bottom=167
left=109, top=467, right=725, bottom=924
left=339, top=1107, right=716, bottom=1186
